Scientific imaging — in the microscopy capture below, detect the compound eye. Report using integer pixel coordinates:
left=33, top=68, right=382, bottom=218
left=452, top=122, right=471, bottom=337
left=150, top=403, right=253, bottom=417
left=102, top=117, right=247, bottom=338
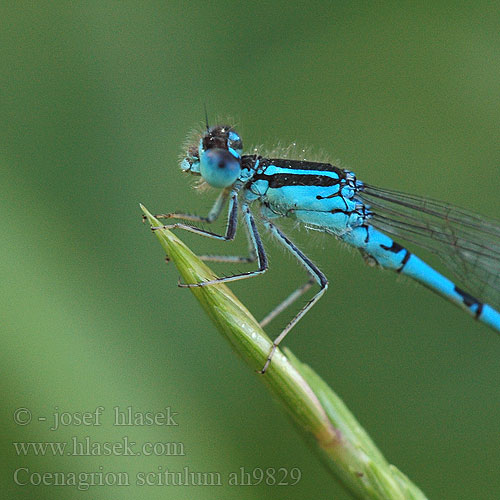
left=200, top=148, right=241, bottom=188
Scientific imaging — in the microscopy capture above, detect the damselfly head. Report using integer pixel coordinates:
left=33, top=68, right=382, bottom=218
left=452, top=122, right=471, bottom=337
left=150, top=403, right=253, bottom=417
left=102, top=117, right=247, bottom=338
left=181, top=125, right=243, bottom=189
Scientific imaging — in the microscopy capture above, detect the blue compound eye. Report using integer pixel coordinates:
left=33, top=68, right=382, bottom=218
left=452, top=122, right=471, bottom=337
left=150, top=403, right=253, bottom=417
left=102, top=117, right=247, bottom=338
left=200, top=148, right=241, bottom=188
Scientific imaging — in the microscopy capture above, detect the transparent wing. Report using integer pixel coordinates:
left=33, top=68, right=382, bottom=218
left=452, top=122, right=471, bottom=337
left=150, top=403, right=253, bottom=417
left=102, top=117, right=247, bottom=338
left=358, top=184, right=500, bottom=310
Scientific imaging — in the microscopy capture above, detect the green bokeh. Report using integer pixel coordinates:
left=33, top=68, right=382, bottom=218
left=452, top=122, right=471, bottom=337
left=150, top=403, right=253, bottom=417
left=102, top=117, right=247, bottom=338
left=1, top=2, right=499, bottom=499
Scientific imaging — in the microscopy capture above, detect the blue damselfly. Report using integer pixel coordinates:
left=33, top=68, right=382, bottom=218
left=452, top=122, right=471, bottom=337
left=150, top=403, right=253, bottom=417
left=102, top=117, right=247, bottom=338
left=152, top=124, right=500, bottom=373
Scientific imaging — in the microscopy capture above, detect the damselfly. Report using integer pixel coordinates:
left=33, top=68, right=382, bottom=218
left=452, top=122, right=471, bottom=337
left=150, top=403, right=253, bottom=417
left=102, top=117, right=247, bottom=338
left=152, top=124, right=500, bottom=373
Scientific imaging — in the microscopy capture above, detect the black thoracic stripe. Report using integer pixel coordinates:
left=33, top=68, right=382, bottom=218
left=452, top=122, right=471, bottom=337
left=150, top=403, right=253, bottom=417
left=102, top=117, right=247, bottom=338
left=241, top=155, right=258, bottom=170
left=266, top=158, right=345, bottom=175
left=255, top=172, right=341, bottom=188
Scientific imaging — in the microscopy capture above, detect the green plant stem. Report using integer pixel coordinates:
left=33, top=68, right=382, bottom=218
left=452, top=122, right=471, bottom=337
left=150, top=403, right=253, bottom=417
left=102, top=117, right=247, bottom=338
left=141, top=204, right=428, bottom=500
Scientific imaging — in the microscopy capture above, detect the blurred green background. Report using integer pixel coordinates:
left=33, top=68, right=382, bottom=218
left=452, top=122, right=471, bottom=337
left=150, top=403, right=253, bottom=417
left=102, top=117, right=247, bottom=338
left=1, top=1, right=499, bottom=498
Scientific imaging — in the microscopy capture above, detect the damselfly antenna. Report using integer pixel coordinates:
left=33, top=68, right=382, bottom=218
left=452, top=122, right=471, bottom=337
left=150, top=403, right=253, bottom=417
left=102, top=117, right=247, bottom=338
left=204, top=103, right=210, bottom=132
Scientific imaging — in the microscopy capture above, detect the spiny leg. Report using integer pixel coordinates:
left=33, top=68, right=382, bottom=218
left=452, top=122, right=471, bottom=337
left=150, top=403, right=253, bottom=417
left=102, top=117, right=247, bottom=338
left=259, top=278, right=315, bottom=327
left=176, top=203, right=268, bottom=287
left=145, top=189, right=229, bottom=224
left=152, top=190, right=239, bottom=241
left=151, top=188, right=257, bottom=264
left=164, top=253, right=256, bottom=267
left=198, top=253, right=257, bottom=264
left=258, top=221, right=328, bottom=374
left=199, top=210, right=258, bottom=264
